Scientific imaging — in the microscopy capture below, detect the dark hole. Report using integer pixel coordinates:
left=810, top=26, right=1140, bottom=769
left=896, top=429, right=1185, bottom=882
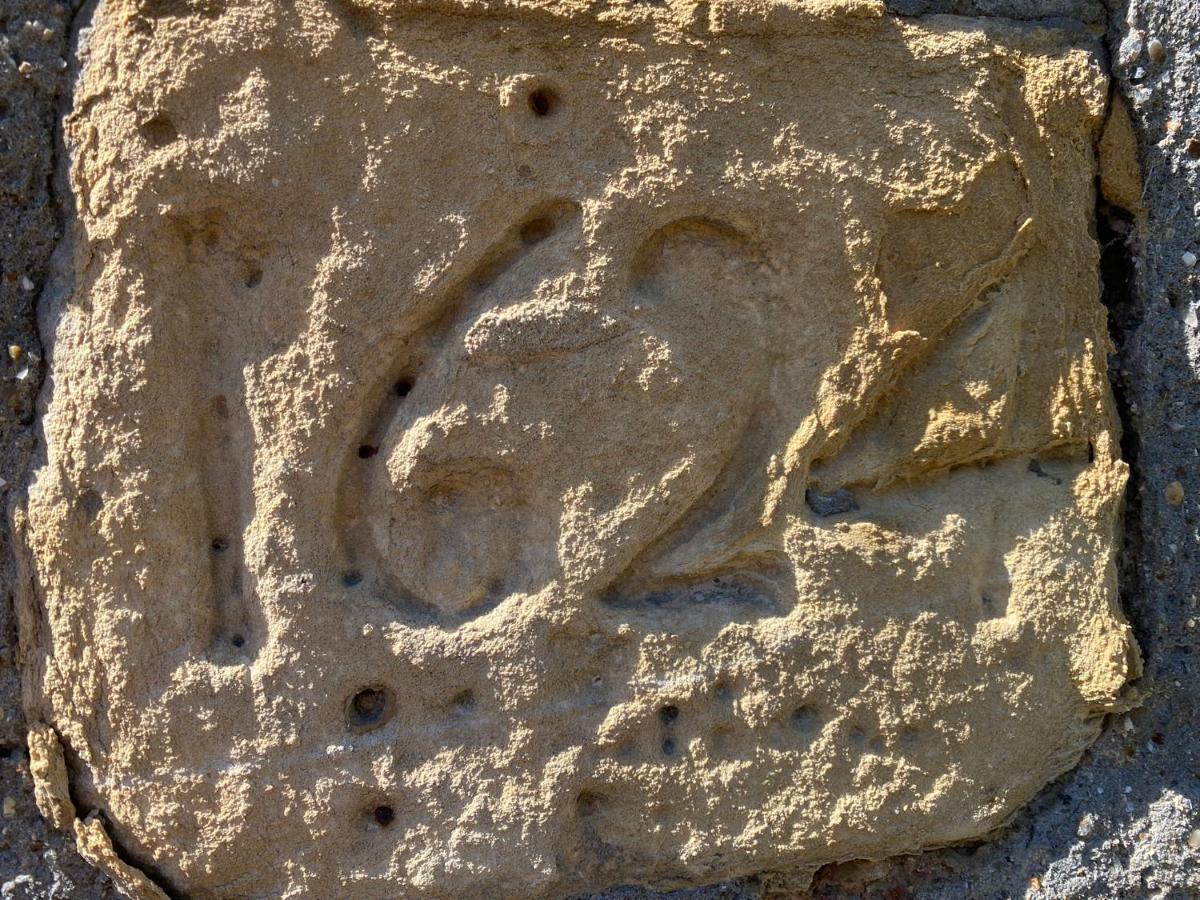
left=518, top=216, right=555, bottom=246
left=0, top=98, right=9, bottom=120
left=0, top=745, right=13, bottom=760
left=76, top=489, right=103, bottom=521
left=211, top=537, right=229, bottom=552
left=805, top=487, right=858, bottom=518
left=661, top=738, right=676, bottom=756
left=1027, top=458, right=1062, bottom=485
left=358, top=445, right=379, bottom=459
left=576, top=790, right=601, bottom=817
left=230, top=634, right=245, bottom=649
left=452, top=690, right=475, bottom=714
left=373, top=805, right=395, bottom=827
left=348, top=686, right=393, bottom=729
left=140, top=114, right=177, bottom=148
left=659, top=704, right=679, bottom=725
left=394, top=380, right=412, bottom=398
left=342, top=570, right=363, bottom=587
left=528, top=87, right=557, bottom=117
left=244, top=267, right=263, bottom=289
left=791, top=705, right=820, bottom=734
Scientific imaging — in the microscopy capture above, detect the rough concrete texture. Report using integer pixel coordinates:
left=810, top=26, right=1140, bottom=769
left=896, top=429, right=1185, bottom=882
left=0, top=2, right=1194, bottom=900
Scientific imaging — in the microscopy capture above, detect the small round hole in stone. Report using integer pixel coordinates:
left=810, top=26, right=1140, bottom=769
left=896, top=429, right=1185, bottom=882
left=373, top=805, right=395, bottom=827
left=347, top=686, right=394, bottom=730
left=527, top=87, right=558, bottom=118
left=791, top=705, right=820, bottom=734
left=576, top=790, right=602, bottom=817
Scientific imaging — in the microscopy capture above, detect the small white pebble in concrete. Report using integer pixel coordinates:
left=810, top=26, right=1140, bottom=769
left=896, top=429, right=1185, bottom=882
left=17, top=61, right=33, bottom=77
left=19, top=276, right=34, bottom=292
left=1166, top=481, right=1186, bottom=506
left=1118, top=31, right=1144, bottom=67
left=1148, top=38, right=1167, bottom=63
left=1183, top=251, right=1198, bottom=268
left=1077, top=813, right=1096, bottom=838
left=1188, top=829, right=1200, bottom=850
left=1, top=874, right=34, bottom=896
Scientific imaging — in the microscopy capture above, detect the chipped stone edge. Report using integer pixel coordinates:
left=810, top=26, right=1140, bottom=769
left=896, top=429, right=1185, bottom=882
left=26, top=725, right=167, bottom=900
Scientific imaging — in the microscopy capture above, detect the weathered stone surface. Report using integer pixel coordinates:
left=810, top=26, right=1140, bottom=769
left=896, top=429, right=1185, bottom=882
left=0, top=0, right=117, bottom=896
left=16, top=1, right=1143, bottom=897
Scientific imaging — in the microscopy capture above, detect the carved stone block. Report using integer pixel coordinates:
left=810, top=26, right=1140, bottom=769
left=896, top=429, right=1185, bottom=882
left=18, top=1, right=1139, bottom=896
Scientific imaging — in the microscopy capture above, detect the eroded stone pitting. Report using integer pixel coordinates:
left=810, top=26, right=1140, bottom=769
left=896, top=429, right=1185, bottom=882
left=18, top=1, right=1141, bottom=897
